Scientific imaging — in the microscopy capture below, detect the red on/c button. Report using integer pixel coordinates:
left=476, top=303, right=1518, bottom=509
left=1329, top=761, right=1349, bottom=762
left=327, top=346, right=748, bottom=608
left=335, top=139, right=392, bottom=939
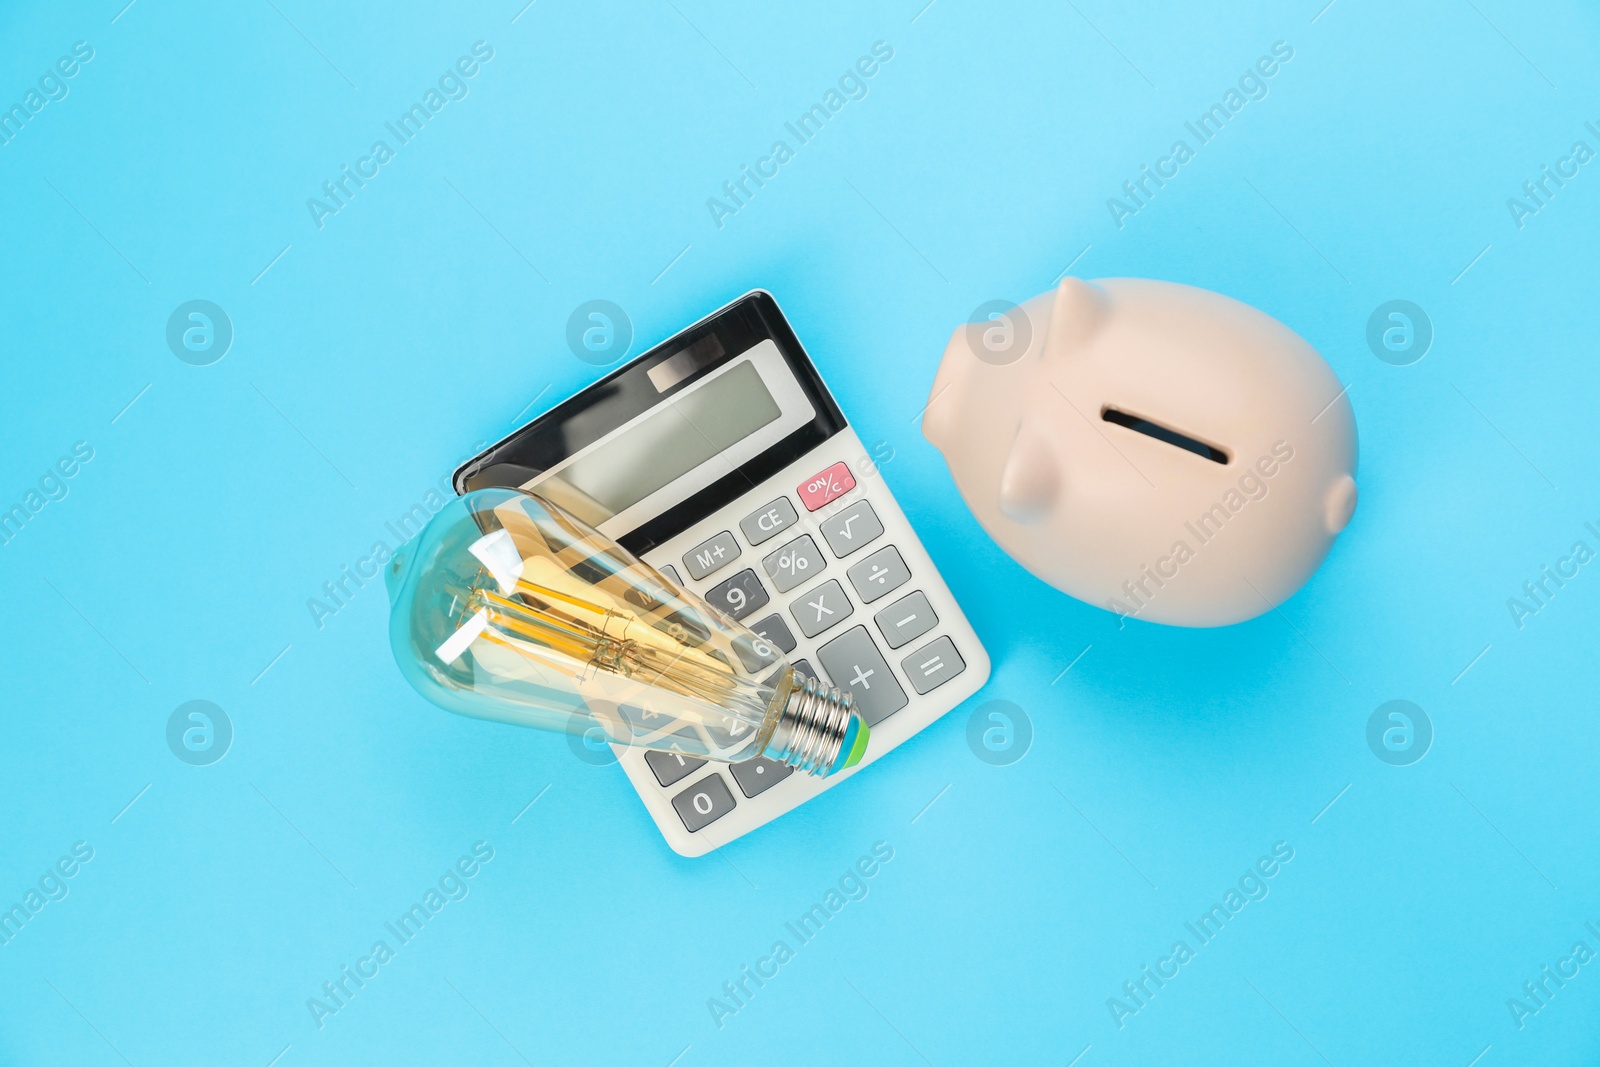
left=798, top=462, right=855, bottom=511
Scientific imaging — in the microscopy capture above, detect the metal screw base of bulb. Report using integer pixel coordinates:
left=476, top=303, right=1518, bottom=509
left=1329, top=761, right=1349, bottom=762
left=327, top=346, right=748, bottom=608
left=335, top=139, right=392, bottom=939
left=763, top=672, right=857, bottom=777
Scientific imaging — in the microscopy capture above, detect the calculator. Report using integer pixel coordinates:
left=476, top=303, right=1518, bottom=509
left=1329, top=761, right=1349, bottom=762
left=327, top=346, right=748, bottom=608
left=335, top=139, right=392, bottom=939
left=455, top=291, right=989, bottom=856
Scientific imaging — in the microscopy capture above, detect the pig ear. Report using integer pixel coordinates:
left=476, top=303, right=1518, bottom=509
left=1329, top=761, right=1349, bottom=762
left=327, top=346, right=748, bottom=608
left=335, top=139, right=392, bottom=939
left=1043, top=277, right=1109, bottom=358
left=997, top=422, right=1060, bottom=524
left=921, top=326, right=965, bottom=452
left=1324, top=474, right=1357, bottom=534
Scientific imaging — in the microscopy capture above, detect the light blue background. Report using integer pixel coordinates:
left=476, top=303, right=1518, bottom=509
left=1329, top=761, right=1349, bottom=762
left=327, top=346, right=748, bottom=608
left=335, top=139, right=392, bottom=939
left=2, top=0, right=1597, bottom=1064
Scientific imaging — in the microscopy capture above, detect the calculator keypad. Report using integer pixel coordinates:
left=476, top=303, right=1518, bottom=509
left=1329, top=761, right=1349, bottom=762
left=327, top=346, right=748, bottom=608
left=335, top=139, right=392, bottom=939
left=902, top=636, right=966, bottom=695
left=704, top=568, right=768, bottom=620
left=817, top=625, right=908, bottom=725
left=645, top=749, right=707, bottom=788
left=820, top=500, right=884, bottom=558
left=791, top=579, right=853, bottom=639
left=749, top=614, right=797, bottom=654
left=672, top=774, right=737, bottom=832
left=798, top=461, right=856, bottom=510
left=762, top=534, right=826, bottom=593
left=684, top=531, right=740, bottom=580
left=874, top=590, right=938, bottom=649
left=739, top=497, right=799, bottom=545
left=638, top=458, right=976, bottom=842
left=730, top=757, right=794, bottom=798
left=846, top=545, right=911, bottom=603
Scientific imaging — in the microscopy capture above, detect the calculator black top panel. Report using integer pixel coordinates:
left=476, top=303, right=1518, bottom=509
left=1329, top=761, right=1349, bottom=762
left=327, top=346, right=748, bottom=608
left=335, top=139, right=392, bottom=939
left=454, top=291, right=848, bottom=555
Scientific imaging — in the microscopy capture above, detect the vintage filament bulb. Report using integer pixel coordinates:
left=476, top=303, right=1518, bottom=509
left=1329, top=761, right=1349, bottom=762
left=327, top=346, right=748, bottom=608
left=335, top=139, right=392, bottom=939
left=386, top=487, right=869, bottom=776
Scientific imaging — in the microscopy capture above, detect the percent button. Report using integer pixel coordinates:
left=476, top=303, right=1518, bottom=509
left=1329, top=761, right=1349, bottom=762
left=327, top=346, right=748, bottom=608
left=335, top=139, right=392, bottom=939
left=762, top=534, right=825, bottom=594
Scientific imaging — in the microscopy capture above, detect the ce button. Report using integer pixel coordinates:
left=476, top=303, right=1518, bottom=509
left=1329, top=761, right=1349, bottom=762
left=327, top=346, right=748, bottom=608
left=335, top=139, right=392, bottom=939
left=739, top=497, right=798, bottom=546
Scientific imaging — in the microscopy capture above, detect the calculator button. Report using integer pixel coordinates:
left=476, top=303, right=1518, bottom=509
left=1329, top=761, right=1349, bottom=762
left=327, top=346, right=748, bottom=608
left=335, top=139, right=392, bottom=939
left=820, top=500, right=884, bottom=558
left=657, top=564, right=683, bottom=585
left=704, top=568, right=769, bottom=621
left=762, top=534, right=826, bottom=593
left=645, top=749, right=707, bottom=788
left=683, top=531, right=740, bottom=580
left=846, top=545, right=911, bottom=603
left=672, top=773, right=737, bottom=832
left=733, top=634, right=781, bottom=673
left=902, top=636, right=965, bottom=695
left=730, top=756, right=794, bottom=798
left=874, top=591, right=938, bottom=649
left=739, top=497, right=799, bottom=546
left=791, top=658, right=818, bottom=681
left=797, top=461, right=856, bottom=511
left=791, top=579, right=854, bottom=639
left=749, top=614, right=797, bottom=654
left=818, top=626, right=908, bottom=725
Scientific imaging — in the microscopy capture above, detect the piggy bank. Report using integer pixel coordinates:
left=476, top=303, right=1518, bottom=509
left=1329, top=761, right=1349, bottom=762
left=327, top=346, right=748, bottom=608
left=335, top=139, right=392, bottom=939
left=922, top=277, right=1357, bottom=627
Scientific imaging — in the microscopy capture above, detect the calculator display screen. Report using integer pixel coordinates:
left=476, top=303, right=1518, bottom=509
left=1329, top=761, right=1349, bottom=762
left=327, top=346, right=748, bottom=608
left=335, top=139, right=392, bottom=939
left=457, top=291, right=847, bottom=554
left=557, top=361, right=781, bottom=517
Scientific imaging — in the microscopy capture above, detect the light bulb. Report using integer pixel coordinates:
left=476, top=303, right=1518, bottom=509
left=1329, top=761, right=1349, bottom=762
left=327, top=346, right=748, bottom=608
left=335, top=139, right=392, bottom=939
left=386, top=487, right=869, bottom=776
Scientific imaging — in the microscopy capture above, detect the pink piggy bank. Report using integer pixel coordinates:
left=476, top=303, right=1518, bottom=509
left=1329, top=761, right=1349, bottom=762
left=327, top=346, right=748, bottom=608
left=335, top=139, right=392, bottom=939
left=922, top=277, right=1358, bottom=627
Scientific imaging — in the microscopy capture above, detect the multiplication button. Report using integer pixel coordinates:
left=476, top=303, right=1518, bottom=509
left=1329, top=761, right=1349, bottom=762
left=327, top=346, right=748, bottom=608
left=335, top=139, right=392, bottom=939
left=684, top=531, right=740, bottom=580
left=790, top=579, right=853, bottom=639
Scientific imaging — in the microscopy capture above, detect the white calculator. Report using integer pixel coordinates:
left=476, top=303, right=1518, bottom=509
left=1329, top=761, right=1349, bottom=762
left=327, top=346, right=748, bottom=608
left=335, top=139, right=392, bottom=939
left=456, top=291, right=989, bottom=856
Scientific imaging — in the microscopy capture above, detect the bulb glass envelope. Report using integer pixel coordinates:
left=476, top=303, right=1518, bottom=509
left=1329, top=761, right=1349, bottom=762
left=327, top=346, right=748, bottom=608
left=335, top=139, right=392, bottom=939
left=386, top=487, right=794, bottom=763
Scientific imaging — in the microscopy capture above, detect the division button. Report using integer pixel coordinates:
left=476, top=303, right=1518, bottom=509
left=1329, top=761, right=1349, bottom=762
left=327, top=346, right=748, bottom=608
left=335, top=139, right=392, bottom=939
left=846, top=544, right=911, bottom=603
